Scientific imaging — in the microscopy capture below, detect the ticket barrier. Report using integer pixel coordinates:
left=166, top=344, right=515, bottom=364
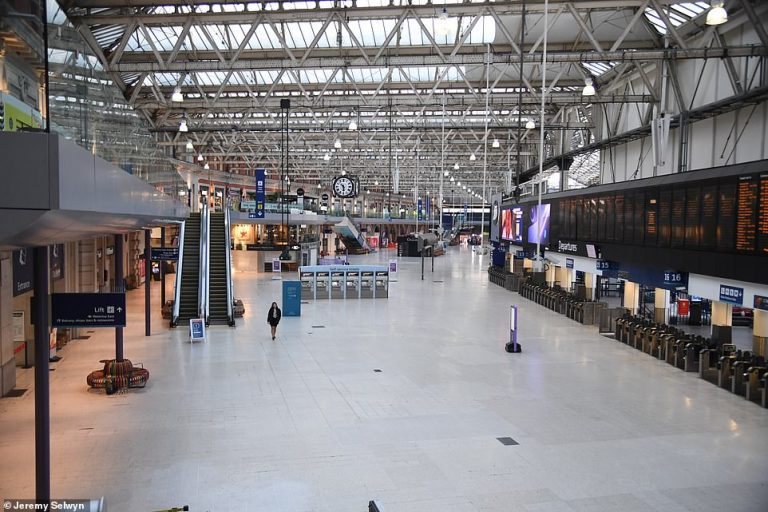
left=346, top=271, right=360, bottom=299
left=315, top=271, right=330, bottom=299
left=374, top=271, right=389, bottom=298
left=360, top=271, right=374, bottom=298
left=717, top=355, right=736, bottom=389
left=330, top=271, right=345, bottom=299
left=641, top=327, right=658, bottom=355
left=744, top=367, right=767, bottom=405
left=683, top=340, right=706, bottom=372
left=301, top=271, right=315, bottom=300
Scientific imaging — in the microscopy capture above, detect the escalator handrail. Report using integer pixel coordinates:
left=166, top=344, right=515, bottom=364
left=199, top=204, right=209, bottom=323
left=171, top=219, right=186, bottom=325
left=224, top=199, right=235, bottom=325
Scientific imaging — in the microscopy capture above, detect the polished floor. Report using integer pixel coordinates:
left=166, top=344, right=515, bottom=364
left=1, top=246, right=767, bottom=511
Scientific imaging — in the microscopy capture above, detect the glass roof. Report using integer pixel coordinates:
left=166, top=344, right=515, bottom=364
left=644, top=2, right=709, bottom=35
left=125, top=16, right=495, bottom=53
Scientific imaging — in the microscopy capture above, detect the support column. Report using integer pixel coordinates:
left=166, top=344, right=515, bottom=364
left=160, top=226, right=166, bottom=306
left=584, top=273, right=596, bottom=301
left=654, top=288, right=669, bottom=323
left=114, top=234, right=124, bottom=361
left=144, top=229, right=151, bottom=337
left=623, top=281, right=640, bottom=314
left=33, top=246, right=50, bottom=504
left=711, top=300, right=733, bottom=343
left=753, top=309, right=768, bottom=358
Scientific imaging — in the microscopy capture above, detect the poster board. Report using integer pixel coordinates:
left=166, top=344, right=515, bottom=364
left=189, top=318, right=206, bottom=342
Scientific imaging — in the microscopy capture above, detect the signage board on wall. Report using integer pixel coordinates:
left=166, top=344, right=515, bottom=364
left=150, top=247, right=180, bottom=260
left=596, top=260, right=618, bottom=271
left=662, top=270, right=687, bottom=287
left=13, top=311, right=25, bottom=342
left=566, top=258, right=574, bottom=269
left=50, top=244, right=64, bottom=281
left=719, top=284, right=744, bottom=305
left=51, top=293, right=126, bottom=327
left=12, top=249, right=33, bottom=297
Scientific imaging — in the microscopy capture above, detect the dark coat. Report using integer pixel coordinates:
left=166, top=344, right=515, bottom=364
left=267, top=306, right=282, bottom=326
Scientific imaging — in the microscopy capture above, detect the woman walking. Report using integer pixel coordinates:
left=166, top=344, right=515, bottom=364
left=267, top=301, right=282, bottom=340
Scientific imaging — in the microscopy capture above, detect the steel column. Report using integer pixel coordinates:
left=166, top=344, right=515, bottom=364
left=114, top=234, right=124, bottom=361
left=33, top=246, right=50, bottom=504
left=145, top=229, right=151, bottom=336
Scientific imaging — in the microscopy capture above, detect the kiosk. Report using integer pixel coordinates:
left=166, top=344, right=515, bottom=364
left=300, top=271, right=315, bottom=300
left=331, top=271, right=345, bottom=299
left=315, top=271, right=330, bottom=299
left=374, top=270, right=389, bottom=298
left=346, top=270, right=360, bottom=299
left=360, top=271, right=375, bottom=298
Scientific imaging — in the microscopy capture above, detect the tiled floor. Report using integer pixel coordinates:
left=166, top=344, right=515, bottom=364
left=1, top=246, right=767, bottom=511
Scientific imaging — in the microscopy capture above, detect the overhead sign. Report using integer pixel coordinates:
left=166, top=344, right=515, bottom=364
left=12, top=248, right=33, bottom=297
left=662, top=270, right=687, bottom=287
left=241, top=199, right=256, bottom=210
left=596, top=260, right=618, bottom=271
left=151, top=247, right=179, bottom=260
left=255, top=168, right=266, bottom=218
left=51, top=293, right=126, bottom=327
left=719, top=284, right=744, bottom=305
left=566, top=258, right=574, bottom=269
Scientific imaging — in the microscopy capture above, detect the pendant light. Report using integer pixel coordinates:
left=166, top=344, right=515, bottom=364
left=525, top=119, right=535, bottom=130
left=492, top=138, right=500, bottom=148
left=436, top=8, right=451, bottom=36
left=469, top=153, right=476, bottom=161
left=454, top=162, right=459, bottom=170
left=582, top=78, right=596, bottom=96
left=197, top=153, right=204, bottom=162
left=334, top=138, right=342, bottom=149
left=178, top=117, right=188, bottom=133
left=706, top=1, right=727, bottom=26
left=185, top=140, right=193, bottom=151
left=171, top=86, right=184, bottom=102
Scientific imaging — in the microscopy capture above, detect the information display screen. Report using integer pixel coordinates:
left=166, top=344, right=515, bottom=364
left=615, top=193, right=625, bottom=242
left=700, top=185, right=717, bottom=249
left=736, top=176, right=758, bottom=252
left=758, top=174, right=768, bottom=254
left=685, top=186, right=701, bottom=248
left=576, top=198, right=586, bottom=241
left=671, top=188, right=686, bottom=248
left=717, top=183, right=737, bottom=251
left=568, top=199, right=577, bottom=239
left=633, top=192, right=645, bottom=245
left=598, top=197, right=607, bottom=242
left=658, top=189, right=671, bottom=247
left=605, top=195, right=615, bottom=242
left=645, top=193, right=658, bottom=246
left=624, top=192, right=635, bottom=244
left=589, top=197, right=598, bottom=241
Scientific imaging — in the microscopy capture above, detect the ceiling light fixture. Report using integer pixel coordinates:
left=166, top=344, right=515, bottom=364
left=197, top=153, right=204, bottom=162
left=171, top=86, right=184, bottom=102
left=525, top=119, right=535, bottom=130
left=444, top=170, right=449, bottom=176
left=185, top=140, right=193, bottom=151
left=436, top=7, right=451, bottom=36
left=203, top=163, right=209, bottom=170
left=454, top=163, right=459, bottom=170
left=582, top=78, right=596, bottom=96
left=492, top=138, right=500, bottom=148
left=324, top=153, right=330, bottom=161
left=178, top=118, right=188, bottom=133
left=469, top=153, right=476, bottom=161
left=334, top=138, right=342, bottom=149
left=706, top=1, right=727, bottom=26
left=348, top=119, right=357, bottom=131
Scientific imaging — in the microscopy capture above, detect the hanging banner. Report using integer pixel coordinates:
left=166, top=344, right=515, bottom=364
left=255, top=168, right=266, bottom=218
left=12, top=248, right=33, bottom=297
left=426, top=196, right=430, bottom=218
left=417, top=198, right=423, bottom=221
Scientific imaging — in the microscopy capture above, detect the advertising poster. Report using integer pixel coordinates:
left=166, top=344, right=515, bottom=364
left=190, top=318, right=206, bottom=342
left=490, top=193, right=502, bottom=242
left=13, top=311, right=25, bottom=342
left=12, top=248, right=33, bottom=297
left=50, top=244, right=64, bottom=281
left=282, top=281, right=302, bottom=316
left=255, top=168, right=266, bottom=218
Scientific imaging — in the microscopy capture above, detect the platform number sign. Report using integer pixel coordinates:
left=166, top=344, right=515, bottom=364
left=663, top=271, right=685, bottom=285
left=596, top=260, right=617, bottom=271
left=719, top=285, right=744, bottom=305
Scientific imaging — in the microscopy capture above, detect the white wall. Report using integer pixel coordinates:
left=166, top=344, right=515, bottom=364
left=688, top=273, right=768, bottom=308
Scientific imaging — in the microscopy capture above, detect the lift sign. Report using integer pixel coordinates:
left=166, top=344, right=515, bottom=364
left=719, top=285, right=744, bottom=305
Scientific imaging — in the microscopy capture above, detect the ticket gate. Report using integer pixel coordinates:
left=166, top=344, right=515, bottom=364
left=300, top=271, right=315, bottom=300
left=315, top=271, right=330, bottom=299
left=345, top=271, right=360, bottom=298
left=330, top=271, right=345, bottom=299
left=718, top=355, right=736, bottom=389
left=374, top=271, right=389, bottom=298
left=360, top=271, right=374, bottom=298
left=744, top=367, right=767, bottom=405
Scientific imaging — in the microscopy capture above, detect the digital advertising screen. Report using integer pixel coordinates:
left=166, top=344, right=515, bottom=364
left=501, top=209, right=513, bottom=241
left=527, top=204, right=551, bottom=245
left=502, top=208, right=524, bottom=242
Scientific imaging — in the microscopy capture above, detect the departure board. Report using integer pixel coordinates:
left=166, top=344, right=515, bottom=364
left=597, top=197, right=606, bottom=241
left=605, top=195, right=615, bottom=241
left=685, top=187, right=701, bottom=248
left=576, top=198, right=586, bottom=240
left=615, top=193, right=625, bottom=242
left=568, top=199, right=577, bottom=239
left=671, top=188, right=686, bottom=248
left=624, top=192, right=635, bottom=243
left=658, top=189, right=672, bottom=247
left=759, top=175, right=768, bottom=254
left=645, top=192, right=658, bottom=246
left=634, top=192, right=645, bottom=245
left=589, top=197, right=598, bottom=241
left=700, top=185, right=718, bottom=249
left=736, top=176, right=758, bottom=252
left=558, top=201, right=568, bottom=242
left=717, top=183, right=737, bottom=251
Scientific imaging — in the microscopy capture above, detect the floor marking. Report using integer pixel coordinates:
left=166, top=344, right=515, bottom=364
left=497, top=437, right=519, bottom=446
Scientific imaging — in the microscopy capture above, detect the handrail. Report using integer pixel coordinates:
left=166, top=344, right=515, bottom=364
left=171, top=219, right=186, bottom=326
left=224, top=198, right=235, bottom=326
left=198, top=204, right=209, bottom=324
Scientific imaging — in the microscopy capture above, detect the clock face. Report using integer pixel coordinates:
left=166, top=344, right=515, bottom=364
left=333, top=176, right=356, bottom=198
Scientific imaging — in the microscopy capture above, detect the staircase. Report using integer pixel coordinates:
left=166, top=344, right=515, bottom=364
left=333, top=215, right=370, bottom=254
left=174, top=212, right=201, bottom=325
left=208, top=212, right=231, bottom=325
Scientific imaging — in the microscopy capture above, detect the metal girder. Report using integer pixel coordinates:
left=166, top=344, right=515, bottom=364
left=109, top=46, right=766, bottom=73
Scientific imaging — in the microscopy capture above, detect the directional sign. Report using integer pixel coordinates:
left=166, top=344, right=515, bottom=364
left=248, top=212, right=259, bottom=219
left=51, top=293, right=126, bottom=327
left=151, top=247, right=179, bottom=261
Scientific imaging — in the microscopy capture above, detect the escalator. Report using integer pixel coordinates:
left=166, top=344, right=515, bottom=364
left=207, top=211, right=233, bottom=325
left=172, top=212, right=201, bottom=327
left=333, top=215, right=370, bottom=254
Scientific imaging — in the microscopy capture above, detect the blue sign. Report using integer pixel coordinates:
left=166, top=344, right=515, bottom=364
left=255, top=168, right=266, bottom=219
left=282, top=281, right=302, bottom=316
left=12, top=248, right=34, bottom=297
left=51, top=293, right=126, bottom=327
left=151, top=247, right=179, bottom=260
left=596, top=260, right=618, bottom=271
left=566, top=258, right=574, bottom=269
left=189, top=318, right=206, bottom=341
left=515, top=250, right=532, bottom=259
left=719, top=285, right=744, bottom=305
left=425, top=196, right=430, bottom=217
left=417, top=198, right=423, bottom=221
left=248, top=212, right=258, bottom=219
left=662, top=270, right=687, bottom=287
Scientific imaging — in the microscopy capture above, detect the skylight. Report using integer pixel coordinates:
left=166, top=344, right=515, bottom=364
left=643, top=2, right=709, bottom=35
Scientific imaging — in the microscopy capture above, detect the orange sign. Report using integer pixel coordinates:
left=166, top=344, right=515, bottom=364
left=678, top=299, right=690, bottom=316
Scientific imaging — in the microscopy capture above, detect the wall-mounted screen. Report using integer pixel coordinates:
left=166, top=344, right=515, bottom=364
left=527, top=204, right=551, bottom=245
left=758, top=174, right=768, bottom=254
left=501, top=207, right=524, bottom=242
left=501, top=209, right=512, bottom=240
